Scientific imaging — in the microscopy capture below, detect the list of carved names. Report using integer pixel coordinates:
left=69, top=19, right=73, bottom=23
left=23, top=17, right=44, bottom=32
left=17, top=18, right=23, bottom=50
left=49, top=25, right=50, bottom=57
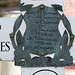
left=25, top=8, right=60, bottom=52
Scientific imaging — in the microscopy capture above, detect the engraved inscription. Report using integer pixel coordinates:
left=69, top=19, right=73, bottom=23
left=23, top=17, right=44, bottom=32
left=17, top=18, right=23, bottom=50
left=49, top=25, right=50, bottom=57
left=23, top=5, right=61, bottom=54
left=0, top=25, right=1, bottom=30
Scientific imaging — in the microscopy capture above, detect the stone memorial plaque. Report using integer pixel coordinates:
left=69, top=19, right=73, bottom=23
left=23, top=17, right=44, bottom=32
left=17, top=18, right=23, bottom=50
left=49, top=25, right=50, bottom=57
left=0, top=18, right=15, bottom=61
left=10, top=3, right=74, bottom=67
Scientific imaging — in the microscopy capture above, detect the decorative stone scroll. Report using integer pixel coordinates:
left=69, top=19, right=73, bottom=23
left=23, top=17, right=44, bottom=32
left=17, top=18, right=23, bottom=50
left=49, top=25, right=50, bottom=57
left=10, top=3, right=74, bottom=67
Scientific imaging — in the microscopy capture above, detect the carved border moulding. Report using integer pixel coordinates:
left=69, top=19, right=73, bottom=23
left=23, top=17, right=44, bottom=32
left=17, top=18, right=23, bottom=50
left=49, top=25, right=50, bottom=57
left=10, top=3, right=75, bottom=67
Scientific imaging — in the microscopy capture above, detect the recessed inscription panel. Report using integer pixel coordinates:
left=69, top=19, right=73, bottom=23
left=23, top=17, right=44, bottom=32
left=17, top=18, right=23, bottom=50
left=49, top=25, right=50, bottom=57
left=10, top=4, right=74, bottom=67
left=23, top=5, right=61, bottom=55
